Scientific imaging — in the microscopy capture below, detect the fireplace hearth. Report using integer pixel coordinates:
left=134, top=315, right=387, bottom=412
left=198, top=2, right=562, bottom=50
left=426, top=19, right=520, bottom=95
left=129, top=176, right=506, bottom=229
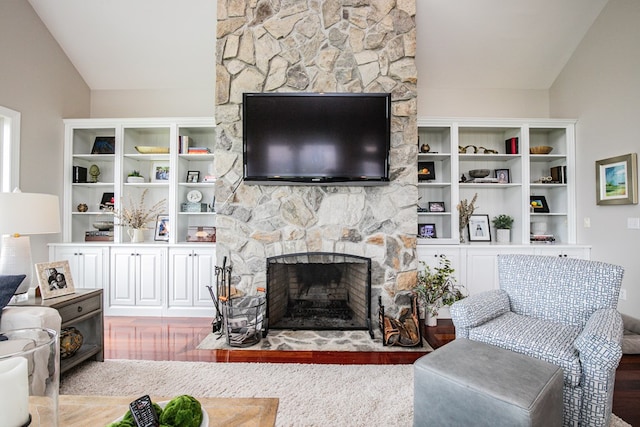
left=266, top=252, right=373, bottom=338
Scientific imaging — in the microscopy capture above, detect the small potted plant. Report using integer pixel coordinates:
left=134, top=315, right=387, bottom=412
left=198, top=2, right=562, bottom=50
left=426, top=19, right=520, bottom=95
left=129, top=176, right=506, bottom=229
left=414, top=256, right=466, bottom=326
left=127, top=170, right=145, bottom=183
left=492, top=214, right=514, bottom=243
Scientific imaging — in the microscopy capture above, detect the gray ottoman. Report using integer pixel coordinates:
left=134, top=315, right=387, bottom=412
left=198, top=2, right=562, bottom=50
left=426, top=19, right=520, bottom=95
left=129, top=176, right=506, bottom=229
left=414, top=338, right=563, bottom=427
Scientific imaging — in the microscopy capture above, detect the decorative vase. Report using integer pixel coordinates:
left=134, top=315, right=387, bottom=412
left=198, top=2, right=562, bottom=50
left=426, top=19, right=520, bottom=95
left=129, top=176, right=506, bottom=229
left=127, top=228, right=145, bottom=243
left=425, top=308, right=438, bottom=327
left=496, top=228, right=510, bottom=243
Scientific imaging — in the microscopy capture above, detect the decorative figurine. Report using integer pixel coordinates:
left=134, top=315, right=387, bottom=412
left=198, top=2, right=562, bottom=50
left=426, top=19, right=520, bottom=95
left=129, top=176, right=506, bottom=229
left=77, top=203, right=88, bottom=212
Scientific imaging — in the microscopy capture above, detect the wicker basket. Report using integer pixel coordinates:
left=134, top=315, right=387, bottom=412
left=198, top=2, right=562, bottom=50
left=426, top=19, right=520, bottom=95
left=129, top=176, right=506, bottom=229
left=529, top=145, right=553, bottom=154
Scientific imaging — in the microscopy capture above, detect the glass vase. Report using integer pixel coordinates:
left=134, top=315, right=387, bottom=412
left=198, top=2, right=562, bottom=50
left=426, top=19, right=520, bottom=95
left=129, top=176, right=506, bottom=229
left=0, top=328, right=59, bottom=427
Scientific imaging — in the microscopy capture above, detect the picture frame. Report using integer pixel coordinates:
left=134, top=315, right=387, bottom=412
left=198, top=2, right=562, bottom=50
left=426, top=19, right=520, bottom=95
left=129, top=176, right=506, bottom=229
left=468, top=214, right=491, bottom=242
left=530, top=195, right=550, bottom=213
left=595, top=153, right=638, bottom=205
left=99, top=192, right=115, bottom=210
left=186, top=226, right=216, bottom=242
left=91, top=136, right=115, bottom=154
left=418, top=161, right=436, bottom=181
left=154, top=214, right=169, bottom=241
left=35, top=260, right=75, bottom=299
left=418, top=223, right=437, bottom=238
left=495, top=168, right=510, bottom=184
left=428, top=201, right=445, bottom=212
left=151, top=162, right=170, bottom=182
left=186, top=170, right=200, bottom=183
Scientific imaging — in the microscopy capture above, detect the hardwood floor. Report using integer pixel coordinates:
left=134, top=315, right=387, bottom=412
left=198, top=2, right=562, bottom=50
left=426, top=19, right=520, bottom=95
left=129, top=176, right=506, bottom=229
left=103, top=316, right=639, bottom=425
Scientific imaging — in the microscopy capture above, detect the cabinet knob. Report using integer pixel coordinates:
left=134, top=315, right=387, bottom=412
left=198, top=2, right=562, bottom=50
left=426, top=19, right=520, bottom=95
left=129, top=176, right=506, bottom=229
left=77, top=306, right=83, bottom=313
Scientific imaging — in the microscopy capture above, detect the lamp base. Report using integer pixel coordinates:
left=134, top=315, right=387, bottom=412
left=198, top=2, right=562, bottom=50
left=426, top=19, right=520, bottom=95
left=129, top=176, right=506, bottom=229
left=0, top=235, right=34, bottom=295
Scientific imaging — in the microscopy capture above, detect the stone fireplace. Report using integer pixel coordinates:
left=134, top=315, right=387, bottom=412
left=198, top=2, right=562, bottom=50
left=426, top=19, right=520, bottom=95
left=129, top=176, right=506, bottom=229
left=266, top=252, right=373, bottom=336
left=214, top=0, right=418, bottom=320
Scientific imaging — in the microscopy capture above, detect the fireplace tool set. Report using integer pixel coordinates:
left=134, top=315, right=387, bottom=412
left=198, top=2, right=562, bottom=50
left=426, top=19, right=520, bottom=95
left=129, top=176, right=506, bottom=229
left=206, top=257, right=267, bottom=347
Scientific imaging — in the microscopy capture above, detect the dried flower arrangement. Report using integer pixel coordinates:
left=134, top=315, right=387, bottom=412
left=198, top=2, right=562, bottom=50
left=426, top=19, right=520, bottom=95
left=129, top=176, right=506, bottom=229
left=108, top=189, right=166, bottom=229
left=457, top=193, right=478, bottom=243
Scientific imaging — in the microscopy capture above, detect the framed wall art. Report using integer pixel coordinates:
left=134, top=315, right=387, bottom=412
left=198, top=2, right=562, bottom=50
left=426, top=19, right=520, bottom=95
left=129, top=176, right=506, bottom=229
left=595, top=153, right=638, bottom=205
left=468, top=214, right=491, bottom=242
left=495, top=168, right=510, bottom=184
left=91, top=136, right=115, bottom=154
left=418, top=161, right=436, bottom=181
left=35, top=260, right=75, bottom=299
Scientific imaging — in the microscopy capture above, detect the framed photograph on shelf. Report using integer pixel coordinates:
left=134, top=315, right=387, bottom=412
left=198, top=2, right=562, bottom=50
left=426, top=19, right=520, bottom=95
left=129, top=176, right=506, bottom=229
left=530, top=195, right=550, bottom=213
left=91, top=136, right=115, bottom=154
left=154, top=215, right=169, bottom=241
left=595, top=153, right=638, bottom=205
left=428, top=201, right=445, bottom=212
left=99, top=192, right=115, bottom=210
left=418, top=161, right=436, bottom=181
left=468, top=214, right=491, bottom=242
left=418, top=223, right=437, bottom=238
left=186, top=226, right=216, bottom=242
left=35, top=260, right=75, bottom=300
left=495, top=168, right=510, bottom=184
left=151, top=162, right=170, bottom=182
left=186, top=170, right=200, bottom=183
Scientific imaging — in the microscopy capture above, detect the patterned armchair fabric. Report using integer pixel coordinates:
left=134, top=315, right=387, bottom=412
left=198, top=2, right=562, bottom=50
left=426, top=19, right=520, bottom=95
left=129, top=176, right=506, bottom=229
left=450, top=255, right=624, bottom=427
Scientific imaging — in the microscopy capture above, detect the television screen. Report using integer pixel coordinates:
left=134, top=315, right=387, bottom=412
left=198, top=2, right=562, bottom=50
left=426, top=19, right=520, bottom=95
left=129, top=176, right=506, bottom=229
left=242, top=92, right=391, bottom=185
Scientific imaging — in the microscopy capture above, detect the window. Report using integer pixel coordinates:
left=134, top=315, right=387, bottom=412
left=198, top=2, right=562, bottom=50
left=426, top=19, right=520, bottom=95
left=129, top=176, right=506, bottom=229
left=0, top=106, right=21, bottom=192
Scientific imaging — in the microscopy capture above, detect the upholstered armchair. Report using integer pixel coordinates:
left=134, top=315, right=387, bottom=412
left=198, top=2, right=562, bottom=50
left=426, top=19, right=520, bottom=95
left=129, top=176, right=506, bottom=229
left=450, top=254, right=624, bottom=427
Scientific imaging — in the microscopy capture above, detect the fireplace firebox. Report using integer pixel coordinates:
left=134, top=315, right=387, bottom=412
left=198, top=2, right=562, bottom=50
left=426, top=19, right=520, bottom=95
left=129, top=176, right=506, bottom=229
left=266, top=252, right=373, bottom=338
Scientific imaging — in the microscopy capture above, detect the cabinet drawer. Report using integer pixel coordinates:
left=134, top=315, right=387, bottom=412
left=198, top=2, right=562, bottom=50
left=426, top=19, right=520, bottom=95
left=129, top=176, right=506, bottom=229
left=58, top=296, right=101, bottom=323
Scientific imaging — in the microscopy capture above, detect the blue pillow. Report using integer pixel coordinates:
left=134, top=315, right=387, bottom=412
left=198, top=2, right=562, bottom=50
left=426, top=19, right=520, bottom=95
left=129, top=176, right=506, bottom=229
left=0, top=274, right=26, bottom=324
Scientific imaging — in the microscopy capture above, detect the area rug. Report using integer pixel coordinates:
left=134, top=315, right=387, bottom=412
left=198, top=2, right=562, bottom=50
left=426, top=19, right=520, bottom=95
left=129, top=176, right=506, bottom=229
left=197, top=329, right=433, bottom=352
left=60, top=360, right=631, bottom=427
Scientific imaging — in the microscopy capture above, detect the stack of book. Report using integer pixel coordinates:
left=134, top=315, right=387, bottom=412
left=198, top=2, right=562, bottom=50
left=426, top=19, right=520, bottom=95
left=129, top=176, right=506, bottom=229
left=178, top=135, right=193, bottom=154
left=530, top=234, right=555, bottom=243
left=187, top=146, right=211, bottom=154
left=202, top=175, right=216, bottom=183
left=85, top=230, right=114, bottom=242
left=467, top=177, right=499, bottom=183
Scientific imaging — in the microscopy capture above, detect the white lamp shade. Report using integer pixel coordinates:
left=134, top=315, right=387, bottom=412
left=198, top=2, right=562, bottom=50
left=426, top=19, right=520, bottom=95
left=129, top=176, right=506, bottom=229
left=0, top=192, right=61, bottom=235
left=0, top=192, right=60, bottom=296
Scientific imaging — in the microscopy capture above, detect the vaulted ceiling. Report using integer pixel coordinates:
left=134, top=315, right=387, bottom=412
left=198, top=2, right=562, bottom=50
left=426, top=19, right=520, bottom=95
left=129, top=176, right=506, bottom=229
left=28, top=0, right=609, bottom=92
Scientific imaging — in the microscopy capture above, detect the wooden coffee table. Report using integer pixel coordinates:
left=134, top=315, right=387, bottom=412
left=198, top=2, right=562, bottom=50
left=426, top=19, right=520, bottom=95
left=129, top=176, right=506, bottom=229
left=31, top=395, right=278, bottom=426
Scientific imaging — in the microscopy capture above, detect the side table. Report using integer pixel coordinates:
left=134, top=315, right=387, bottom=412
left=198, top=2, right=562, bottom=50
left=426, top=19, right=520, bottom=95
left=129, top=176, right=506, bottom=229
left=10, top=289, right=104, bottom=374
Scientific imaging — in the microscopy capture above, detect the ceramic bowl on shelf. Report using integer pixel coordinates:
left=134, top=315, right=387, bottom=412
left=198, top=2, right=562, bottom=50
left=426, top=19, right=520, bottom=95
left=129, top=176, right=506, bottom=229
left=468, top=169, right=490, bottom=178
left=135, top=146, right=169, bottom=154
left=530, top=145, right=553, bottom=154
left=92, top=221, right=114, bottom=231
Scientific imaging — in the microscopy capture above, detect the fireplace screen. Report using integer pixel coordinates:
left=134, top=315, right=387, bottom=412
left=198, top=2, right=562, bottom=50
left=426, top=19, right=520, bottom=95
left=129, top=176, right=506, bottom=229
left=266, top=252, right=372, bottom=337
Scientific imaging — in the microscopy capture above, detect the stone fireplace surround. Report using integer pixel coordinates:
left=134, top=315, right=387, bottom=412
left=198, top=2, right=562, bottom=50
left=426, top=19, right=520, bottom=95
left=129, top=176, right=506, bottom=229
left=215, top=0, right=418, bottom=322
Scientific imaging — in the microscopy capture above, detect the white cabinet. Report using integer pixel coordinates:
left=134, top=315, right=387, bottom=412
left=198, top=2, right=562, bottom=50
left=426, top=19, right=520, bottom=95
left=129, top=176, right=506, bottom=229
left=108, top=246, right=166, bottom=315
left=167, top=246, right=216, bottom=316
left=48, top=244, right=108, bottom=290
left=417, top=118, right=576, bottom=245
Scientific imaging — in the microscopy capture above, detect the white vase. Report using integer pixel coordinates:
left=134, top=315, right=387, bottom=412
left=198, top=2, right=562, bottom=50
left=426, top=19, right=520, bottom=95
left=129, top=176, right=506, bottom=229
left=496, top=228, right=510, bottom=243
left=425, top=309, right=438, bottom=327
left=127, top=228, right=145, bottom=243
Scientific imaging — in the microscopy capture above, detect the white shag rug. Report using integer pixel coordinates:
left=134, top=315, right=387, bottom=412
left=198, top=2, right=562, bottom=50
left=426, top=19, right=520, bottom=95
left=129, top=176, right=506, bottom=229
left=60, top=360, right=631, bottom=427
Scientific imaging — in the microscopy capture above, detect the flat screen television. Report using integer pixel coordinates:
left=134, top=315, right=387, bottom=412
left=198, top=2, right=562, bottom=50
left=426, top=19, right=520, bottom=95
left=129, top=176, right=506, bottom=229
left=242, top=92, right=391, bottom=185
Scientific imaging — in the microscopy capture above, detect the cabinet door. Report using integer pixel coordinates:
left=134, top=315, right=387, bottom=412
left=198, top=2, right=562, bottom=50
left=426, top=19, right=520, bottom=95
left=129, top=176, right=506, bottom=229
left=416, top=246, right=463, bottom=284
left=110, top=249, right=136, bottom=306
left=168, top=249, right=193, bottom=307
left=465, top=248, right=532, bottom=295
left=51, top=245, right=107, bottom=290
left=192, top=248, right=216, bottom=307
left=136, top=248, right=164, bottom=306
left=534, top=246, right=590, bottom=259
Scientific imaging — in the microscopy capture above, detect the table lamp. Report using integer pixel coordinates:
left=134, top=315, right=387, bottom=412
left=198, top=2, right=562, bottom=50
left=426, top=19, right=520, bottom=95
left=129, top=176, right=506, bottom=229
left=0, top=190, right=61, bottom=301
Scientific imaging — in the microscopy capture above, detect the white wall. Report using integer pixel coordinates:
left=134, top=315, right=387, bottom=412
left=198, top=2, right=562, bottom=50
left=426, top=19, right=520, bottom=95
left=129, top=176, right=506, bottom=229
left=550, top=0, right=640, bottom=318
left=0, top=1, right=90, bottom=266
